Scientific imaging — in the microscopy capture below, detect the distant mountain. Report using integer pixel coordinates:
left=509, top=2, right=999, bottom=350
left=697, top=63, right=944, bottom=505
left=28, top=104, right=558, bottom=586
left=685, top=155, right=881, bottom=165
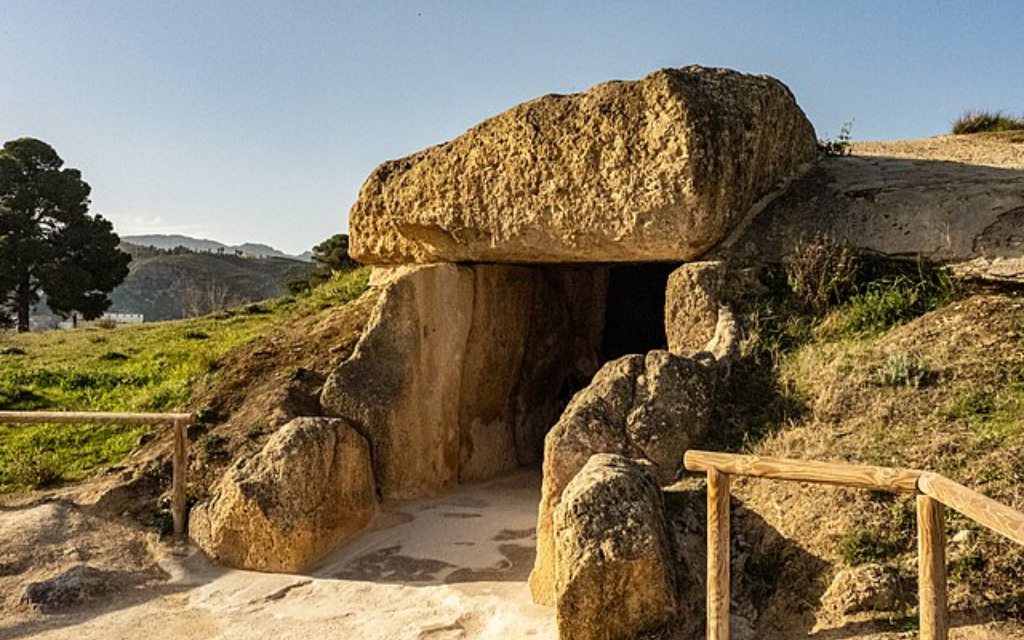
left=121, top=234, right=312, bottom=262
left=106, top=243, right=314, bottom=321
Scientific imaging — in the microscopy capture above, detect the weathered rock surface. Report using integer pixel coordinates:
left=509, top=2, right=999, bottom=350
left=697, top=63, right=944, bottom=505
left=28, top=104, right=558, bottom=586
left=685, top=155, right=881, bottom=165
left=350, top=65, right=816, bottom=265
left=721, top=146, right=1024, bottom=283
left=530, top=350, right=716, bottom=604
left=821, top=564, right=906, bottom=614
left=320, top=264, right=474, bottom=499
left=458, top=266, right=607, bottom=480
left=0, top=501, right=163, bottom=616
left=22, top=565, right=143, bottom=613
left=189, top=417, right=377, bottom=572
left=322, top=263, right=606, bottom=497
left=665, top=261, right=726, bottom=356
left=554, top=454, right=676, bottom=640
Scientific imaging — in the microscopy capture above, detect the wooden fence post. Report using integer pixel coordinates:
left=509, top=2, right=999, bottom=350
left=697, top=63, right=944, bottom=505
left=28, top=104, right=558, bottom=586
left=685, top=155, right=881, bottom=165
left=707, top=467, right=731, bottom=640
left=918, top=494, right=948, bottom=640
left=171, top=418, right=188, bottom=541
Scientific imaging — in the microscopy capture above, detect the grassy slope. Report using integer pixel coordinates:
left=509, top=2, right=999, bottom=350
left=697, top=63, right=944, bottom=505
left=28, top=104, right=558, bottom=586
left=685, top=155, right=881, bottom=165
left=727, top=280, right=1024, bottom=631
left=0, top=268, right=369, bottom=491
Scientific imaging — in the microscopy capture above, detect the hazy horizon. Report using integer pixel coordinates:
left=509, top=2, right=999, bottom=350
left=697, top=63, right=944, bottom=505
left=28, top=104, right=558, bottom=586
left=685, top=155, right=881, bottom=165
left=3, top=1, right=1022, bottom=253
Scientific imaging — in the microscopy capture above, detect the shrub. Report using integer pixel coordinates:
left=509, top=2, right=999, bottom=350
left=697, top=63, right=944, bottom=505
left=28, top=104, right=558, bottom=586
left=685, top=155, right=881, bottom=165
left=834, top=267, right=958, bottom=337
left=838, top=527, right=901, bottom=566
left=873, top=353, right=930, bottom=388
left=183, top=329, right=210, bottom=340
left=785, top=235, right=860, bottom=315
left=948, top=391, right=995, bottom=420
left=99, top=351, right=129, bottom=361
left=952, top=110, right=1024, bottom=135
left=949, top=548, right=986, bottom=584
left=198, top=433, right=229, bottom=461
left=818, top=121, right=854, bottom=156
left=7, top=445, right=64, bottom=488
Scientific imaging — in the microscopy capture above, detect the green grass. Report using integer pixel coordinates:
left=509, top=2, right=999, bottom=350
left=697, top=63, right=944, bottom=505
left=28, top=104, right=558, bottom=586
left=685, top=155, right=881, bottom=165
left=0, top=267, right=370, bottom=491
left=820, top=270, right=958, bottom=338
left=837, top=526, right=903, bottom=566
left=948, top=384, right=1024, bottom=444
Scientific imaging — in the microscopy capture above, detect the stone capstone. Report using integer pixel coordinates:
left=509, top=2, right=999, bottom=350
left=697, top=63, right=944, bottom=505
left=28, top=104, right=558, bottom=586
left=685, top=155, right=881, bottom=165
left=530, top=350, right=717, bottom=604
left=350, top=65, right=816, bottom=265
left=553, top=454, right=677, bottom=640
left=189, top=417, right=377, bottom=572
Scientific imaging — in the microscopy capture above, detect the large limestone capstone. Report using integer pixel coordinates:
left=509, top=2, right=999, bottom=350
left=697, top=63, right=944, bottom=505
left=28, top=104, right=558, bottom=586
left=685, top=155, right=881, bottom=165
left=530, top=350, right=717, bottom=605
left=350, top=65, right=816, bottom=265
left=322, top=263, right=606, bottom=498
left=554, top=454, right=677, bottom=640
left=189, top=417, right=376, bottom=572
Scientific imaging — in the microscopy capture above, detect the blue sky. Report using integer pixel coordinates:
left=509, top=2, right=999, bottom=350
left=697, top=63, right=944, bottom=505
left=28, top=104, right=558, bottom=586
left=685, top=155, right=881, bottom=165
left=2, top=1, right=1022, bottom=254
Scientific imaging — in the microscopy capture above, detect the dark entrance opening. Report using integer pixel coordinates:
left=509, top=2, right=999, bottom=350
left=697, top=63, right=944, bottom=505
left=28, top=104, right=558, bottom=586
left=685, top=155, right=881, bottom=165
left=601, top=263, right=677, bottom=361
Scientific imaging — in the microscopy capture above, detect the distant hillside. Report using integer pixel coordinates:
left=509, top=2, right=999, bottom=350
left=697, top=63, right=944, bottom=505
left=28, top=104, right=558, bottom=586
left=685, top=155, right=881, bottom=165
left=108, top=243, right=313, bottom=320
left=121, top=234, right=312, bottom=261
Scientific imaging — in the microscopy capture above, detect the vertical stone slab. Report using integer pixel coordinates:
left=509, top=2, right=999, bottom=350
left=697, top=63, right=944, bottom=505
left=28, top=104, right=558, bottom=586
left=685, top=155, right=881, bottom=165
left=457, top=265, right=535, bottom=482
left=665, top=261, right=725, bottom=357
left=321, top=264, right=474, bottom=500
left=554, top=454, right=677, bottom=640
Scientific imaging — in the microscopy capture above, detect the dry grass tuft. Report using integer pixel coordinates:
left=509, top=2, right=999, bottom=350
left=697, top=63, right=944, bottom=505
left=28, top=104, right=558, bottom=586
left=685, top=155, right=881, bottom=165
left=952, top=110, right=1024, bottom=135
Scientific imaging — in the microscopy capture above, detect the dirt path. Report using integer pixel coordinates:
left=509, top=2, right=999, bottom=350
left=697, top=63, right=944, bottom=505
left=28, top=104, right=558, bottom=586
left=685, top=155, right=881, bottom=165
left=2, top=471, right=554, bottom=640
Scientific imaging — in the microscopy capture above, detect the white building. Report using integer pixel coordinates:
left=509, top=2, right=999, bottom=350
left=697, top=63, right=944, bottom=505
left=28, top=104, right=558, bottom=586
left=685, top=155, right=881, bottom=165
left=57, top=312, right=145, bottom=330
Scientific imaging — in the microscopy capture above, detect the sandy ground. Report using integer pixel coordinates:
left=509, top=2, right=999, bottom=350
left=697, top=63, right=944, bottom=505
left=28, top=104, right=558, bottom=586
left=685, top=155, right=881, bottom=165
left=853, top=133, right=1024, bottom=169
left=1, top=470, right=554, bottom=640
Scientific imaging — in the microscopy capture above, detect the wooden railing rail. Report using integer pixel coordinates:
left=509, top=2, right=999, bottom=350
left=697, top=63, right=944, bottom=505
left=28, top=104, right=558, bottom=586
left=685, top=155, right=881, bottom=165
left=683, top=450, right=1024, bottom=640
left=684, top=450, right=923, bottom=493
left=0, top=411, right=192, bottom=540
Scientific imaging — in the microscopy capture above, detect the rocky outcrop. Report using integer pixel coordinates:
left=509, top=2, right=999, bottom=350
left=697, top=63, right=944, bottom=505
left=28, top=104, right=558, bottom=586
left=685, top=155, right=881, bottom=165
left=821, top=564, right=906, bottom=615
left=530, top=350, right=717, bottom=604
left=350, top=65, right=816, bottom=265
left=22, top=565, right=146, bottom=613
left=721, top=152, right=1024, bottom=283
left=189, top=417, right=377, bottom=572
left=554, top=454, right=676, bottom=640
left=322, top=264, right=606, bottom=498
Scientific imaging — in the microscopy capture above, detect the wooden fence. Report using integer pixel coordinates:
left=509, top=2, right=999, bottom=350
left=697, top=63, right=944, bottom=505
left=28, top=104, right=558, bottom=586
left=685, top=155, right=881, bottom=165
left=0, top=411, right=193, bottom=539
left=684, top=450, right=1024, bottom=640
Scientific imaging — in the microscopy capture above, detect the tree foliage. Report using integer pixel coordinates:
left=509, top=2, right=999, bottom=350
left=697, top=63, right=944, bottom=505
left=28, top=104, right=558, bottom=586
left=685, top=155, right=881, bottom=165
left=312, top=233, right=358, bottom=273
left=0, top=138, right=130, bottom=331
left=289, top=233, right=359, bottom=293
